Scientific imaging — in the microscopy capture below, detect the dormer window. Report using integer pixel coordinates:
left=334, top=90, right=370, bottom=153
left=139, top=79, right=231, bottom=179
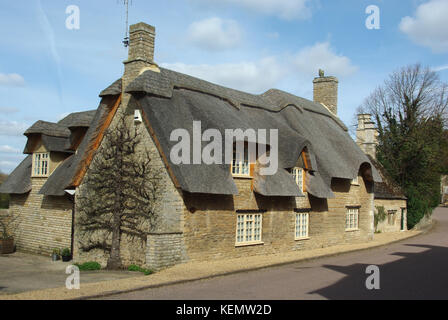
left=292, top=167, right=304, bottom=192
left=231, top=145, right=250, bottom=177
left=32, top=152, right=49, bottom=177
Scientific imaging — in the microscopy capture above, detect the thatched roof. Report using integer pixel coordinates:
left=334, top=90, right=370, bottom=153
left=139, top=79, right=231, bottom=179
left=126, top=68, right=381, bottom=198
left=0, top=110, right=97, bottom=195
left=39, top=102, right=112, bottom=196
left=99, top=79, right=122, bottom=97
left=0, top=156, right=32, bottom=194
left=60, top=110, right=97, bottom=128
left=1, top=67, right=382, bottom=199
left=24, top=121, right=70, bottom=138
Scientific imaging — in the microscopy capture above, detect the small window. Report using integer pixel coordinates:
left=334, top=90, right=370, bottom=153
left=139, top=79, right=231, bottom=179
left=351, top=176, right=359, bottom=185
left=345, top=207, right=359, bottom=231
left=236, top=213, right=262, bottom=246
left=231, top=145, right=250, bottom=177
left=32, top=152, right=49, bottom=177
left=292, top=167, right=304, bottom=192
left=388, top=210, right=396, bottom=225
left=295, top=212, right=309, bottom=240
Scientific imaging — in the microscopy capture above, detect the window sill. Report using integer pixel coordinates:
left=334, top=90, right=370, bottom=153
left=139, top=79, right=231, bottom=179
left=232, top=175, right=252, bottom=179
left=235, top=241, right=264, bottom=248
left=31, top=175, right=49, bottom=178
left=345, top=228, right=360, bottom=232
left=295, top=237, right=310, bottom=241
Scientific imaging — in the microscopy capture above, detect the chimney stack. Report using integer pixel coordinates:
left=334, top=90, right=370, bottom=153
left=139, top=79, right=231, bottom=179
left=122, top=22, right=159, bottom=113
left=356, top=114, right=378, bottom=159
left=313, top=69, right=338, bottom=115
left=123, top=22, right=159, bottom=90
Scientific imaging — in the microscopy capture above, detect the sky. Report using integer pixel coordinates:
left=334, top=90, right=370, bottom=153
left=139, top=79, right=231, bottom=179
left=0, top=0, right=447, bottom=174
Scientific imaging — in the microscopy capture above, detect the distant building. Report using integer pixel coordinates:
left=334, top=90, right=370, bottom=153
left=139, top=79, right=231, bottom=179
left=356, top=114, right=407, bottom=232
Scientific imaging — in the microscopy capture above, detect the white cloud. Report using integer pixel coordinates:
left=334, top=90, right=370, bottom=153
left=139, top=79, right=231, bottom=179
left=162, top=41, right=356, bottom=93
left=0, top=160, right=19, bottom=173
left=187, top=17, right=243, bottom=51
left=432, top=65, right=448, bottom=72
left=0, top=145, right=20, bottom=153
left=293, top=42, right=358, bottom=77
left=0, top=73, right=25, bottom=87
left=0, top=120, right=28, bottom=137
left=162, top=57, right=287, bottom=93
left=0, top=107, right=19, bottom=114
left=215, top=0, right=313, bottom=20
left=399, top=0, right=448, bottom=53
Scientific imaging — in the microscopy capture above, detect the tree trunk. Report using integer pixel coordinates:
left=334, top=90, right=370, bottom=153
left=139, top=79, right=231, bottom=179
left=107, top=214, right=122, bottom=270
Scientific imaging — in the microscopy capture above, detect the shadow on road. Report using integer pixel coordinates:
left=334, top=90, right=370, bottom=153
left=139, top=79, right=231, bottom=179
left=310, top=244, right=448, bottom=299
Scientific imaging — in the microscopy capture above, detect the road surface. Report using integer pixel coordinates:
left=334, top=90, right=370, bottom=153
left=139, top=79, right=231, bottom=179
left=102, top=207, right=448, bottom=300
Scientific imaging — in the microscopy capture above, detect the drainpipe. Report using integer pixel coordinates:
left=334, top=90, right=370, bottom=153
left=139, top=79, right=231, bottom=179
left=65, top=189, right=76, bottom=260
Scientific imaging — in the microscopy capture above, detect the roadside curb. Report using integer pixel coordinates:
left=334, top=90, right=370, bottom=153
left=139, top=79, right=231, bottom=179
left=76, top=229, right=427, bottom=300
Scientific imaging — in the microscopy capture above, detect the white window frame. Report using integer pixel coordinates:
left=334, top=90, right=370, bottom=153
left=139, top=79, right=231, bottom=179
left=235, top=213, right=263, bottom=246
left=345, top=207, right=359, bottom=231
left=32, top=152, right=49, bottom=177
left=351, top=176, right=359, bottom=185
left=292, top=167, right=304, bottom=192
left=231, top=146, right=250, bottom=177
left=295, top=212, right=309, bottom=240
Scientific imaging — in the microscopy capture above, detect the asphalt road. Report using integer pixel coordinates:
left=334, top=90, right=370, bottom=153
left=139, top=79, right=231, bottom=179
left=103, top=207, right=448, bottom=300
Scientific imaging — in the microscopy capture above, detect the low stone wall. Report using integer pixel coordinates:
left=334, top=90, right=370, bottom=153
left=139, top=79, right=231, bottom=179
left=146, top=233, right=186, bottom=270
left=413, top=213, right=433, bottom=231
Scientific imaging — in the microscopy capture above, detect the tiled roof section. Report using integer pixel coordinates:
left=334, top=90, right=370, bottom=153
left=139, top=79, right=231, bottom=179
left=367, top=155, right=407, bottom=200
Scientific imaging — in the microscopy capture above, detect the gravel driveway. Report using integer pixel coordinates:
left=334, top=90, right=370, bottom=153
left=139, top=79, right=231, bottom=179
left=0, top=252, right=143, bottom=295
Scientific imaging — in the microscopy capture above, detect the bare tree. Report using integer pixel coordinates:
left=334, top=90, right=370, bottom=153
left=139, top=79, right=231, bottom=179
left=360, top=64, right=448, bottom=136
left=77, top=115, right=162, bottom=270
left=359, top=64, right=448, bottom=228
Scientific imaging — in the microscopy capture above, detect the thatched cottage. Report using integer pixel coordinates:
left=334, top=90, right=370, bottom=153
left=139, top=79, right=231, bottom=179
left=0, top=22, right=407, bottom=269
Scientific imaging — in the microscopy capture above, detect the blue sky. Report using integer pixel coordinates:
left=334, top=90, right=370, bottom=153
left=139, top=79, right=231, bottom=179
left=0, top=0, right=447, bottom=173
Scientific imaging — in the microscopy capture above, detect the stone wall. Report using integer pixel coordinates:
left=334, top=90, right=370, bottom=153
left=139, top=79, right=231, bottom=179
left=8, top=178, right=72, bottom=255
left=374, top=198, right=407, bottom=233
left=182, top=170, right=374, bottom=262
left=73, top=96, right=185, bottom=270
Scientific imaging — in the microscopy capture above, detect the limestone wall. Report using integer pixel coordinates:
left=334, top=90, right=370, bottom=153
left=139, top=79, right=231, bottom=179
left=374, top=198, right=407, bottom=233
left=8, top=178, right=72, bottom=255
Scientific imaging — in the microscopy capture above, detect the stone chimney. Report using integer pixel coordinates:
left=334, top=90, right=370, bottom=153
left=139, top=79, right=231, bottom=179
left=313, top=69, right=338, bottom=115
left=356, top=114, right=378, bottom=159
left=122, top=22, right=159, bottom=112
